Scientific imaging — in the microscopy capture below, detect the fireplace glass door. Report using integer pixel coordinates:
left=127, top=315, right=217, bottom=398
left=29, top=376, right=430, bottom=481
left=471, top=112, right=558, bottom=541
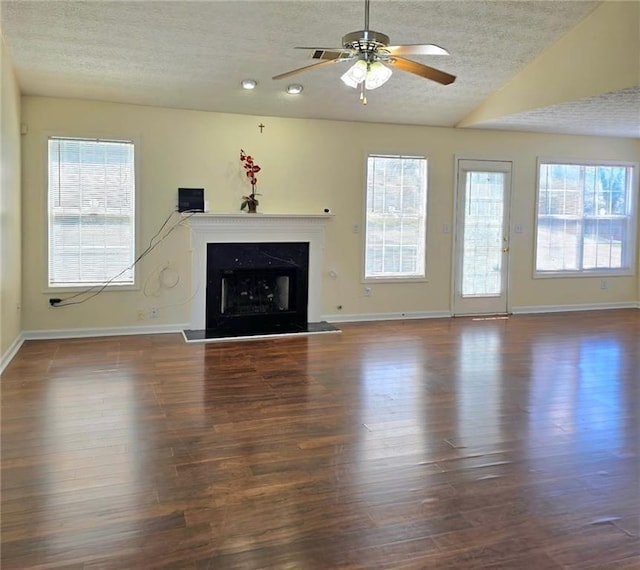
left=221, top=268, right=294, bottom=315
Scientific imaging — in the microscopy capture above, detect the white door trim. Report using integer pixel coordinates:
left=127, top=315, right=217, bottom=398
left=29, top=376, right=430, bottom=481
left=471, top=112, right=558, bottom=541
left=452, top=157, right=514, bottom=316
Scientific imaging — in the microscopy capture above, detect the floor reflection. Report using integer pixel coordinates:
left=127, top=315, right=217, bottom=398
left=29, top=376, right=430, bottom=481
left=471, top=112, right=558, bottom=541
left=356, top=339, right=427, bottom=463
left=530, top=336, right=622, bottom=450
left=455, top=325, right=503, bottom=449
left=42, top=361, right=147, bottom=554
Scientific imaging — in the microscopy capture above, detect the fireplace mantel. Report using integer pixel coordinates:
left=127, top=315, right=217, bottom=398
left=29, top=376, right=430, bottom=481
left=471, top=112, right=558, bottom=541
left=187, top=213, right=332, bottom=330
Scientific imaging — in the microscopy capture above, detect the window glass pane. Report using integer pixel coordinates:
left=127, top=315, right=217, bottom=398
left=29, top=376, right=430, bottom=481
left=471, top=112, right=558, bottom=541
left=462, top=172, right=504, bottom=296
left=365, top=155, right=427, bottom=279
left=535, top=161, right=636, bottom=274
left=583, top=218, right=625, bottom=269
left=48, top=138, right=136, bottom=287
left=536, top=218, right=580, bottom=271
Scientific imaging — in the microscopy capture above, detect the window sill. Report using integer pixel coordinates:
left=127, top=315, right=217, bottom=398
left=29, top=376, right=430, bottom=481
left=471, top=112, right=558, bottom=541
left=363, top=277, right=428, bottom=284
left=44, top=284, right=139, bottom=294
left=534, top=271, right=634, bottom=279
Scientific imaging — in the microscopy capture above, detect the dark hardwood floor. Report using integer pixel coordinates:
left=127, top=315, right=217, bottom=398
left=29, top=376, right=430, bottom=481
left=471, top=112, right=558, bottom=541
left=2, top=310, right=639, bottom=569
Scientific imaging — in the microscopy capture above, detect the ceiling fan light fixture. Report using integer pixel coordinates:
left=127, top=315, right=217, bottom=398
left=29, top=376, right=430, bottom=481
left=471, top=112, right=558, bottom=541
left=341, top=59, right=368, bottom=88
left=286, top=84, right=303, bottom=94
left=241, top=79, right=257, bottom=90
left=364, top=61, right=392, bottom=90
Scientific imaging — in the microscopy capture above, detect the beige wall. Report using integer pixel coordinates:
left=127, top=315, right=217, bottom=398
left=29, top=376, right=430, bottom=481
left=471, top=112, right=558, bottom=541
left=20, top=96, right=640, bottom=333
left=0, top=33, right=22, bottom=362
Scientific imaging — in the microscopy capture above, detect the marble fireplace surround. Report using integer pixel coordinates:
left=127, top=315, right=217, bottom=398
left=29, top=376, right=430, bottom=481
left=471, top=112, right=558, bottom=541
left=187, top=213, right=332, bottom=331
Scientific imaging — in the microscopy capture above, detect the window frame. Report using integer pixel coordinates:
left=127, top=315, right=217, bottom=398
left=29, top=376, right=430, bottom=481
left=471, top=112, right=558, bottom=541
left=362, top=153, right=429, bottom=283
left=533, top=157, right=638, bottom=278
left=44, top=133, right=140, bottom=292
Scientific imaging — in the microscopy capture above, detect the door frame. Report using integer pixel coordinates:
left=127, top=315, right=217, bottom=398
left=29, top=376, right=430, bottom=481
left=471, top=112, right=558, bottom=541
left=451, top=155, right=514, bottom=316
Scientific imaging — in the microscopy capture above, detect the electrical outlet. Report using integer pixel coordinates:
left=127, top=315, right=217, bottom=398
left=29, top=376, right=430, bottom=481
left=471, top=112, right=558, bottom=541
left=149, top=306, right=159, bottom=319
left=364, top=286, right=372, bottom=297
left=600, top=279, right=607, bottom=290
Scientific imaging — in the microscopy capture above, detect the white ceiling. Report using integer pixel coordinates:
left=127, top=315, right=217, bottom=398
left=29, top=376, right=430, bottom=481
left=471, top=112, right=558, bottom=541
left=2, top=0, right=639, bottom=138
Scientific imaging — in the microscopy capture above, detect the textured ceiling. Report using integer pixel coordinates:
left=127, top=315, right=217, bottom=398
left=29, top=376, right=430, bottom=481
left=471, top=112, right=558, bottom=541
left=1, top=0, right=638, bottom=138
left=468, top=86, right=640, bottom=139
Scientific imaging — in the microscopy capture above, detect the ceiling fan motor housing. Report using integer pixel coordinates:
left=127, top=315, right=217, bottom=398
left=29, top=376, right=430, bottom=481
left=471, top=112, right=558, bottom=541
left=342, top=30, right=391, bottom=60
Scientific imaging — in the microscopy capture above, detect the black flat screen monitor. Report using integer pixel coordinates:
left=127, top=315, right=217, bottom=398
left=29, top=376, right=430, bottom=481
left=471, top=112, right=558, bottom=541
left=178, top=188, right=205, bottom=212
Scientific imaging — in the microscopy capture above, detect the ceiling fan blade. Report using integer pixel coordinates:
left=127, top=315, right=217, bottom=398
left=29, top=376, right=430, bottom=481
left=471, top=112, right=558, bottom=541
left=272, top=58, right=343, bottom=80
left=295, top=47, right=344, bottom=51
left=385, top=44, right=450, bottom=56
left=388, top=56, right=456, bottom=85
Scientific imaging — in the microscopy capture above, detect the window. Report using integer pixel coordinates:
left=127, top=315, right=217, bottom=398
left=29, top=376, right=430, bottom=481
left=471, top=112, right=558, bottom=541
left=364, top=155, right=427, bottom=280
left=535, top=160, right=637, bottom=276
left=48, top=137, right=136, bottom=288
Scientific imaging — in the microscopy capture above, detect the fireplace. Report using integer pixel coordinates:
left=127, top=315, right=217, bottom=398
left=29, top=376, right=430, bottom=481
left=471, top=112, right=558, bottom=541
left=185, top=213, right=336, bottom=340
left=206, top=242, right=309, bottom=332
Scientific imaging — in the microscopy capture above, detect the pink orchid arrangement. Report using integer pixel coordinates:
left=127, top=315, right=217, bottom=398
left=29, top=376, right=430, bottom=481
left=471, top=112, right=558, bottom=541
left=239, top=149, right=261, bottom=211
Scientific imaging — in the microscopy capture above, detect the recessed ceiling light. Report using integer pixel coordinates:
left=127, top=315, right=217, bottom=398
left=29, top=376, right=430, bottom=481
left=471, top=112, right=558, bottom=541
left=286, top=84, right=303, bottom=95
left=241, top=79, right=257, bottom=90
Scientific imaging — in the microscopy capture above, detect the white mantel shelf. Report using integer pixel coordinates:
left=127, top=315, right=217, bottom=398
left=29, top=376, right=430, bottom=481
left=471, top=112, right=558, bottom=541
left=186, top=212, right=332, bottom=229
left=186, top=212, right=332, bottom=331
left=188, top=213, right=332, bottom=219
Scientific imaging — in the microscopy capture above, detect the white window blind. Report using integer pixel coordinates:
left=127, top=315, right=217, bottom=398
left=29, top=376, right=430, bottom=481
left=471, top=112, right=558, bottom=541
left=535, top=161, right=637, bottom=275
left=48, top=137, right=136, bottom=287
left=365, top=155, right=428, bottom=280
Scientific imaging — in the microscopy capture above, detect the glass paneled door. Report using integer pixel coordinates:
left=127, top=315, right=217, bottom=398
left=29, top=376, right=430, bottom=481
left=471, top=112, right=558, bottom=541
left=453, top=159, right=512, bottom=316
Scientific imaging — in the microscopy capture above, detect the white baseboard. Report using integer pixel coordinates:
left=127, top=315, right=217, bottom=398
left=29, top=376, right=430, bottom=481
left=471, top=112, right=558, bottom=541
left=325, top=303, right=638, bottom=322
left=0, top=334, right=25, bottom=375
left=511, top=301, right=637, bottom=315
left=323, top=310, right=451, bottom=323
left=22, top=323, right=190, bottom=341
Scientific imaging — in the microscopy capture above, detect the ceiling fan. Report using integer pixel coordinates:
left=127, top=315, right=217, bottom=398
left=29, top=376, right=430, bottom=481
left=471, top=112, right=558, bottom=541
left=272, top=0, right=456, bottom=104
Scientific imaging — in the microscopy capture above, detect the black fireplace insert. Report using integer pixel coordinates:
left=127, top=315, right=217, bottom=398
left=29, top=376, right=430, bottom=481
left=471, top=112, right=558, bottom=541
left=206, top=242, right=309, bottom=332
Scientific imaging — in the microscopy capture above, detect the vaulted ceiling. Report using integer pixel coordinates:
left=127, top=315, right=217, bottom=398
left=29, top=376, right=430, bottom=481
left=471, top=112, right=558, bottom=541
left=1, top=0, right=639, bottom=138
